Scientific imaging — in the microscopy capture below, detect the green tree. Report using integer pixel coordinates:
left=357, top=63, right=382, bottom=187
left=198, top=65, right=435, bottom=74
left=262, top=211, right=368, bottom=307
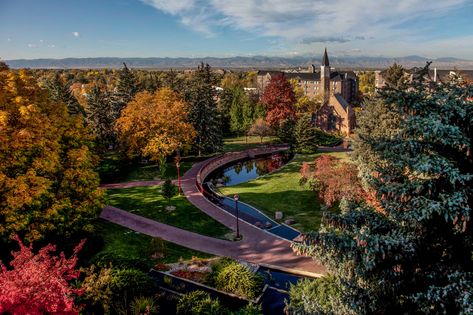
left=277, top=118, right=296, bottom=147
left=161, top=179, right=176, bottom=202
left=86, top=85, right=116, bottom=150
left=382, top=62, right=406, bottom=88
left=45, top=73, right=85, bottom=116
left=292, top=65, right=473, bottom=314
left=187, top=63, right=223, bottom=155
left=111, top=63, right=138, bottom=120
left=294, top=114, right=319, bottom=154
left=0, top=66, right=102, bottom=242
left=217, top=88, right=234, bottom=135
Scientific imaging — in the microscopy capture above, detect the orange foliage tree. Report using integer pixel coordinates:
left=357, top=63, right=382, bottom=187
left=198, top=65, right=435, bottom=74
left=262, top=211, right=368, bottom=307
left=0, top=64, right=102, bottom=242
left=261, top=74, right=296, bottom=128
left=115, top=87, right=196, bottom=162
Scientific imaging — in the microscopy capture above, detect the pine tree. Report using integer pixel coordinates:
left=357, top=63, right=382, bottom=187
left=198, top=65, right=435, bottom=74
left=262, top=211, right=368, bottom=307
left=111, top=63, right=138, bottom=120
left=45, top=73, right=85, bottom=116
left=217, top=88, right=233, bottom=135
left=292, top=64, right=473, bottom=314
left=187, top=63, right=223, bottom=155
left=86, top=85, right=116, bottom=150
left=294, top=114, right=319, bottom=153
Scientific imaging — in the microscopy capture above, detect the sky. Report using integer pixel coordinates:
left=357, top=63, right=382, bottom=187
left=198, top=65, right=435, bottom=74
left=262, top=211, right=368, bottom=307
left=1, top=0, right=473, bottom=60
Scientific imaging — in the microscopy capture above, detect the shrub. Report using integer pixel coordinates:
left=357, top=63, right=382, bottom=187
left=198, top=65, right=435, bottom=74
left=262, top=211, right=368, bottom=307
left=109, top=268, right=154, bottom=300
left=161, top=179, right=177, bottom=201
left=215, top=262, right=264, bottom=300
left=205, top=257, right=236, bottom=286
left=91, top=252, right=151, bottom=271
left=235, top=303, right=263, bottom=315
left=287, top=275, right=340, bottom=314
left=130, top=296, right=159, bottom=315
left=176, top=291, right=226, bottom=315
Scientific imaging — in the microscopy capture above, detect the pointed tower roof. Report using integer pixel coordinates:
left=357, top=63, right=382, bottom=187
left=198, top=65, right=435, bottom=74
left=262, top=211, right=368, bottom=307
left=322, top=48, right=330, bottom=66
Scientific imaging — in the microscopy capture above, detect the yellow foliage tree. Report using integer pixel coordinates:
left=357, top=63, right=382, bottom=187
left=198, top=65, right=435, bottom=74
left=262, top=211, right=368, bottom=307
left=115, top=88, right=196, bottom=161
left=0, top=64, right=102, bottom=242
left=289, top=78, right=322, bottom=114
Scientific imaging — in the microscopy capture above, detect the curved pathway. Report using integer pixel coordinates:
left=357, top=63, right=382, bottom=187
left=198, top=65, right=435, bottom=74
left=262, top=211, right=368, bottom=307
left=100, top=148, right=327, bottom=276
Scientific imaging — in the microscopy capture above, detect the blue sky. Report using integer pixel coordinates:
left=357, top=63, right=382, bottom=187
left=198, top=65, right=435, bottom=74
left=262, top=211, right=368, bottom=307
left=1, top=0, right=473, bottom=60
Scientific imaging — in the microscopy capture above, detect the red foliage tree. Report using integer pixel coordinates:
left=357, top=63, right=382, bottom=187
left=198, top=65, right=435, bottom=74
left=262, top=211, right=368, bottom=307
left=0, top=236, right=84, bottom=314
left=261, top=74, right=296, bottom=128
left=301, top=154, right=377, bottom=207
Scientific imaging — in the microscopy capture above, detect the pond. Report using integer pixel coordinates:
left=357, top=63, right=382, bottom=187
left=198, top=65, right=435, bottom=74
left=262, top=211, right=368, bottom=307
left=203, top=152, right=300, bottom=241
left=207, top=152, right=293, bottom=187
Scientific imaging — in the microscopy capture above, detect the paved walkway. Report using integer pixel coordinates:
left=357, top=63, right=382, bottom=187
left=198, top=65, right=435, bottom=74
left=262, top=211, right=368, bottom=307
left=100, top=148, right=327, bottom=276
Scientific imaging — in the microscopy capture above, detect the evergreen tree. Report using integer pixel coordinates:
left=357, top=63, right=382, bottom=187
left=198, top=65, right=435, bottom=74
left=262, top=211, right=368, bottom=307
left=111, top=63, right=138, bottom=120
left=86, top=85, right=116, bottom=150
left=277, top=118, right=296, bottom=147
left=187, top=63, right=223, bottom=155
left=294, top=114, right=319, bottom=154
left=229, top=87, right=244, bottom=135
left=45, top=73, right=85, bottom=116
left=217, top=88, right=233, bottom=135
left=292, top=65, right=473, bottom=314
left=383, top=62, right=406, bottom=88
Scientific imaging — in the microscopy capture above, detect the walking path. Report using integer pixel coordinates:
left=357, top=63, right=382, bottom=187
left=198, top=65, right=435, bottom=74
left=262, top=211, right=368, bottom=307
left=100, top=147, right=327, bottom=276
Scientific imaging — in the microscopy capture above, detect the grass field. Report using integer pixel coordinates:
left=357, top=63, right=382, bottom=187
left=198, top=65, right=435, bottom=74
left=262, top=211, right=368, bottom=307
left=105, top=186, right=231, bottom=238
left=94, top=220, right=213, bottom=268
left=222, top=135, right=279, bottom=153
left=219, top=151, right=349, bottom=232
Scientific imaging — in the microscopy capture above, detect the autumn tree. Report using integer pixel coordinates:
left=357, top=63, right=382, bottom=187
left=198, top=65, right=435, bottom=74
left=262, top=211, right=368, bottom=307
left=357, top=71, right=376, bottom=97
left=248, top=118, right=272, bottom=143
left=0, top=65, right=102, bottom=242
left=115, top=88, right=196, bottom=162
left=292, top=65, right=473, bottom=314
left=186, top=63, right=223, bottom=155
left=261, top=74, right=296, bottom=128
left=0, top=236, right=84, bottom=314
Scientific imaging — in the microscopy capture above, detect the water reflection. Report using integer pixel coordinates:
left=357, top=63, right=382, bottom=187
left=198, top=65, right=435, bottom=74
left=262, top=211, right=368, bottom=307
left=208, top=152, right=292, bottom=187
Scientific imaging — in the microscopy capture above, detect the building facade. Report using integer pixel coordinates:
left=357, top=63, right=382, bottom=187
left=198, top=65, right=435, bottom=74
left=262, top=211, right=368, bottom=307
left=256, top=49, right=356, bottom=134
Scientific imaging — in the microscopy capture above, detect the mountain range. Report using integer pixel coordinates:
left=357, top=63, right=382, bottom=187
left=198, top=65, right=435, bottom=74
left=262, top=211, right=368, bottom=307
left=4, top=55, right=473, bottom=70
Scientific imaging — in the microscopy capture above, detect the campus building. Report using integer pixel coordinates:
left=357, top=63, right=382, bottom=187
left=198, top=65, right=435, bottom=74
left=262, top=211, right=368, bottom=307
left=256, top=49, right=356, bottom=134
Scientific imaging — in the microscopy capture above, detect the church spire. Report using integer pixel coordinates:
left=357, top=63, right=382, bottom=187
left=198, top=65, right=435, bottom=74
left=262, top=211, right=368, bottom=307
left=322, top=47, right=330, bottom=66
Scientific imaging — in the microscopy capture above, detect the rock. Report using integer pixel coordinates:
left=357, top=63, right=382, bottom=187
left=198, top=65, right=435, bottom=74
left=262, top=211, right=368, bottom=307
left=265, top=221, right=272, bottom=229
left=255, top=221, right=263, bottom=228
left=165, top=205, right=176, bottom=211
left=275, top=211, right=283, bottom=220
left=284, top=219, right=295, bottom=225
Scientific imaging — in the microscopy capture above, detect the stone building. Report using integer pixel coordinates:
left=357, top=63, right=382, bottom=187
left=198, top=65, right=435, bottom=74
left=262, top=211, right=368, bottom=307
left=256, top=49, right=356, bottom=134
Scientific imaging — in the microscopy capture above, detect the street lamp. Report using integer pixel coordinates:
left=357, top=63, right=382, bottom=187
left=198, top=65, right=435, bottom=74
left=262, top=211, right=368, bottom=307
left=175, top=151, right=181, bottom=195
left=234, top=194, right=240, bottom=239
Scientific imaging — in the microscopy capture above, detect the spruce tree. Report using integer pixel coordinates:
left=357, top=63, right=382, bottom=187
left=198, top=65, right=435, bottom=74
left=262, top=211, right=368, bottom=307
left=45, top=73, right=85, bottom=116
left=187, top=63, right=223, bottom=155
left=292, top=64, right=473, bottom=314
left=217, top=88, right=233, bottom=135
left=111, top=63, right=138, bottom=120
left=86, top=86, right=116, bottom=150
left=294, top=114, right=319, bottom=153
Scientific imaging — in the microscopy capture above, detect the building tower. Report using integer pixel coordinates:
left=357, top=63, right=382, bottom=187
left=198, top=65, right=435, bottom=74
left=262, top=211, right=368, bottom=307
left=320, top=48, right=331, bottom=103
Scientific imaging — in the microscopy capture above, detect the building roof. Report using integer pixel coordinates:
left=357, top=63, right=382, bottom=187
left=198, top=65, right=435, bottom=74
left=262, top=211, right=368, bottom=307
left=322, top=48, right=330, bottom=66
left=332, top=93, right=349, bottom=111
left=257, top=70, right=356, bottom=83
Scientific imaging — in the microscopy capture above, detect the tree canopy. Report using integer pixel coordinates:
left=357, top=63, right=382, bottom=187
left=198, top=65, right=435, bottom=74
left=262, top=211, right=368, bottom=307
left=0, top=66, right=102, bottom=242
left=261, top=74, right=296, bottom=128
left=292, top=65, right=473, bottom=314
left=115, top=88, right=196, bottom=162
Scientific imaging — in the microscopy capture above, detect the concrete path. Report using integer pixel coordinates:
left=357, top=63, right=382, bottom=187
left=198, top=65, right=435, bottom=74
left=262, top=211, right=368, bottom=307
left=100, top=148, right=326, bottom=276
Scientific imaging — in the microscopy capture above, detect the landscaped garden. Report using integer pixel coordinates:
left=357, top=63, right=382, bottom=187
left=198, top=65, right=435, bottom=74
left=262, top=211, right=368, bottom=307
left=105, top=186, right=232, bottom=238
left=218, top=151, right=349, bottom=232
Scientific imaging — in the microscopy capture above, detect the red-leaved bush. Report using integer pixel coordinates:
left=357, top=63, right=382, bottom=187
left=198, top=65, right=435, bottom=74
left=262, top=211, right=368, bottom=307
left=301, top=154, right=377, bottom=207
left=0, top=236, right=84, bottom=314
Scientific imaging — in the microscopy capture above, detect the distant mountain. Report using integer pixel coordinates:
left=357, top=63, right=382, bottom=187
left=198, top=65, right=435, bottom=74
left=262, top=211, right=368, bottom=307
left=4, top=55, right=473, bottom=70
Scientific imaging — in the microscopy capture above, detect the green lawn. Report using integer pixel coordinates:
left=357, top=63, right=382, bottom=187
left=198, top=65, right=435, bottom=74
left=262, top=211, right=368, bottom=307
left=93, top=220, right=213, bottom=268
left=218, top=151, right=349, bottom=232
left=105, top=186, right=231, bottom=238
left=222, top=135, right=279, bottom=153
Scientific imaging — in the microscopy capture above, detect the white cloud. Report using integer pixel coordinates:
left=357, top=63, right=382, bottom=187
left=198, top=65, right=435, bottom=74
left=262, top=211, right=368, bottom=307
left=140, top=0, right=468, bottom=54
left=48, top=44, right=56, bottom=48
left=72, top=31, right=80, bottom=37
left=7, top=38, right=12, bottom=42
left=39, top=39, right=44, bottom=43
left=27, top=43, right=36, bottom=48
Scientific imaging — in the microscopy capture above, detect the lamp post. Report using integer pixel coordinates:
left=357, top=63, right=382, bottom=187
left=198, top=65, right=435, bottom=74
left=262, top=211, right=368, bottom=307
left=175, top=151, right=181, bottom=195
left=234, top=194, right=240, bottom=239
